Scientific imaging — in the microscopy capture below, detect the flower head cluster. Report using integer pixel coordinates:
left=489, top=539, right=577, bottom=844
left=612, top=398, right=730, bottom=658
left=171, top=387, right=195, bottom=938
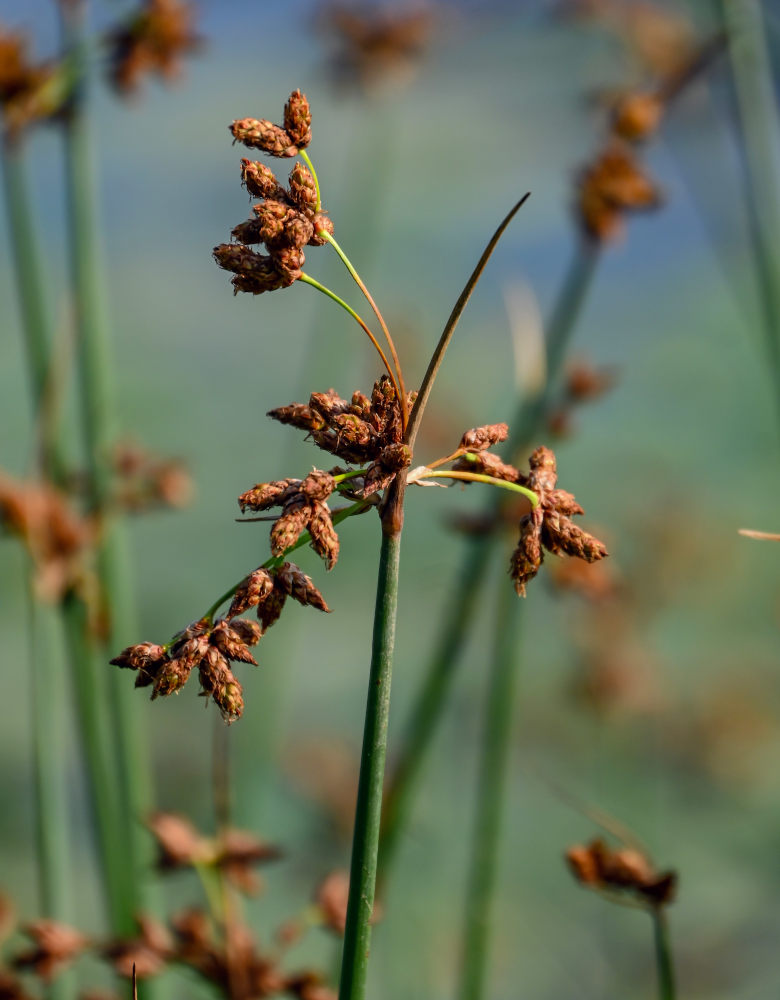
left=566, top=837, right=677, bottom=907
left=0, top=25, right=63, bottom=137
left=506, top=446, right=607, bottom=596
left=577, top=142, right=660, bottom=242
left=214, top=92, right=332, bottom=294
left=111, top=562, right=329, bottom=721
left=105, top=0, right=201, bottom=95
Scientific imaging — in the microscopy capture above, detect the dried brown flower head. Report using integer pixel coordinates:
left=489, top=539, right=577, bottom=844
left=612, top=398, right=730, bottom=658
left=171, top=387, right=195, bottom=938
left=509, top=446, right=607, bottom=597
left=577, top=141, right=660, bottom=242
left=104, top=915, right=172, bottom=979
left=113, top=440, right=192, bottom=511
left=611, top=91, right=664, bottom=142
left=106, top=0, right=201, bottom=95
left=566, top=837, right=677, bottom=907
left=13, top=921, right=89, bottom=981
left=0, top=25, right=65, bottom=137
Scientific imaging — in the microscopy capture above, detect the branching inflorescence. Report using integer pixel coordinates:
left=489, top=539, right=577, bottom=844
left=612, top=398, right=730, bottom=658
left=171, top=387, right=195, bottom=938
left=111, top=90, right=608, bottom=728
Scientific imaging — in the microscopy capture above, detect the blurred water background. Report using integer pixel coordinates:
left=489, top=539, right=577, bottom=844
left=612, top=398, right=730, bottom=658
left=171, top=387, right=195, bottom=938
left=2, top=1, right=780, bottom=998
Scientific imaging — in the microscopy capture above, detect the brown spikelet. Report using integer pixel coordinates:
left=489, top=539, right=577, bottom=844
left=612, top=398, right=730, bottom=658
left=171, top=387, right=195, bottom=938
left=612, top=92, right=664, bottom=142
left=151, top=658, right=192, bottom=698
left=268, top=403, right=327, bottom=433
left=13, top=921, right=89, bottom=981
left=230, top=118, right=298, bottom=157
left=229, top=618, right=262, bottom=647
left=270, top=500, right=313, bottom=557
left=283, top=89, right=312, bottom=148
left=198, top=647, right=244, bottom=722
left=300, top=470, right=336, bottom=502
left=510, top=510, right=544, bottom=597
left=240, top=158, right=284, bottom=199
left=310, top=389, right=351, bottom=419
left=459, top=423, right=509, bottom=452
left=257, top=586, right=288, bottom=633
left=227, top=567, right=275, bottom=618
left=453, top=451, right=522, bottom=484
left=271, top=246, right=305, bottom=284
left=110, top=642, right=166, bottom=672
left=543, top=516, right=608, bottom=562
left=276, top=562, right=331, bottom=612
left=238, top=479, right=301, bottom=513
left=309, top=502, right=340, bottom=570
left=209, top=620, right=258, bottom=665
left=547, top=489, right=584, bottom=517
left=288, top=161, right=318, bottom=213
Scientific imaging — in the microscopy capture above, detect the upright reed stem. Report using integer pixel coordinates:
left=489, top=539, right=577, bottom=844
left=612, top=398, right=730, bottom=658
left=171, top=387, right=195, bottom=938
left=378, top=243, right=598, bottom=880
left=651, top=907, right=676, bottom=1000
left=720, top=0, right=780, bottom=420
left=59, top=0, right=150, bottom=928
left=457, top=586, right=522, bottom=1000
left=338, top=523, right=403, bottom=1000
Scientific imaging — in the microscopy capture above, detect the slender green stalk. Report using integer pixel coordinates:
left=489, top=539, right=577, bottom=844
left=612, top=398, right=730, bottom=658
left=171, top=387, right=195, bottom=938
left=415, top=469, right=538, bottom=504
left=651, top=907, right=676, bottom=1000
left=59, top=0, right=150, bottom=929
left=338, top=527, right=402, bottom=1000
left=458, top=585, right=522, bottom=1000
left=720, top=0, right=780, bottom=419
left=378, top=243, right=598, bottom=880
left=299, top=149, right=321, bottom=212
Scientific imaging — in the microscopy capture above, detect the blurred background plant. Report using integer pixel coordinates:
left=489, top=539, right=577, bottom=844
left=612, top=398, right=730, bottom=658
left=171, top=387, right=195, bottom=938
left=2, top=2, right=780, bottom=1000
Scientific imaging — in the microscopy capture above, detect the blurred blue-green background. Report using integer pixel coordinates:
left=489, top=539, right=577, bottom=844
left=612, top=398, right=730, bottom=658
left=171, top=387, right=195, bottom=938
left=2, top=1, right=780, bottom=997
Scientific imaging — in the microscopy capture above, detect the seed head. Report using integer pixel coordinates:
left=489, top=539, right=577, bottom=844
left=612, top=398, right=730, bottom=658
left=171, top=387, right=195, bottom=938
left=283, top=89, right=312, bottom=148
left=230, top=118, right=298, bottom=157
left=270, top=499, right=313, bottom=557
left=275, top=562, right=331, bottom=613
left=611, top=92, right=664, bottom=142
left=238, top=479, right=302, bottom=513
left=227, top=567, right=275, bottom=618
left=459, top=423, right=509, bottom=452
left=210, top=620, right=258, bottom=665
left=309, top=502, right=340, bottom=570
left=240, top=158, right=285, bottom=200
left=308, top=213, right=334, bottom=246
left=288, top=161, right=318, bottom=213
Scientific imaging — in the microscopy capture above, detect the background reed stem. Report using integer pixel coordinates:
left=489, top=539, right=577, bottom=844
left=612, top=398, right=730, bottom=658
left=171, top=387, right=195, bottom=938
left=651, top=907, right=676, bottom=1000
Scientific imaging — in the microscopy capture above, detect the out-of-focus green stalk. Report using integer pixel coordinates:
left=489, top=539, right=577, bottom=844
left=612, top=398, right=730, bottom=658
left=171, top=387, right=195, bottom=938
left=720, top=0, right=780, bottom=415
left=59, top=0, right=152, bottom=927
left=338, top=527, right=402, bottom=1000
left=378, top=243, right=598, bottom=881
left=458, top=586, right=522, bottom=1000
left=651, top=908, right=676, bottom=1000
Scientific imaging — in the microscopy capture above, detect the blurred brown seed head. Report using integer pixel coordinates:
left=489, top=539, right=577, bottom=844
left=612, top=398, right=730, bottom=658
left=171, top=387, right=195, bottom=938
left=565, top=837, right=677, bottom=907
left=147, top=812, right=211, bottom=869
left=577, top=141, right=660, bottom=243
left=0, top=25, right=65, bottom=137
left=611, top=91, right=664, bottom=142
left=13, top=921, right=89, bottom=981
left=106, top=0, right=201, bottom=95
left=104, top=915, right=171, bottom=979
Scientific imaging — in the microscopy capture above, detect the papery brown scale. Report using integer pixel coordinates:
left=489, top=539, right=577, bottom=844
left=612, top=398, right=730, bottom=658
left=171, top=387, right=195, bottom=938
left=252, top=199, right=289, bottom=244
left=270, top=500, right=313, bottom=557
left=283, top=89, right=312, bottom=148
left=229, top=618, right=263, bottom=646
left=240, top=158, right=285, bottom=200
left=283, top=211, right=314, bottom=250
left=543, top=516, right=608, bottom=563
left=309, top=389, right=351, bottom=418
left=151, top=658, right=192, bottom=698
left=230, top=118, right=298, bottom=157
left=232, top=268, right=286, bottom=295
left=309, top=502, right=340, bottom=570
left=332, top=412, right=376, bottom=448
left=257, top=585, right=288, bottom=633
left=358, top=462, right=394, bottom=498
left=349, top=390, right=372, bottom=419
left=238, top=478, right=301, bottom=513
left=230, top=218, right=264, bottom=245
left=459, top=423, right=509, bottom=452
left=276, top=562, right=331, bottom=612
left=378, top=443, right=412, bottom=471
left=510, top=510, right=544, bottom=598
left=198, top=647, right=244, bottom=721
left=547, top=489, right=584, bottom=517
left=227, top=567, right=275, bottom=618
left=213, top=242, right=259, bottom=274
left=172, top=634, right=210, bottom=669
left=110, top=641, right=165, bottom=672
left=13, top=921, right=88, bottom=982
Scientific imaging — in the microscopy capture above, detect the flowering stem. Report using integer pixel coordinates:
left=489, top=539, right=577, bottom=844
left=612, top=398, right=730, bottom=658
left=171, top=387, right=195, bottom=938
left=458, top=585, right=522, bottom=1000
left=299, top=148, right=321, bottom=213
left=298, top=273, right=402, bottom=401
left=322, top=231, right=408, bottom=428
left=414, top=469, right=538, bottom=506
left=338, top=526, right=402, bottom=1000
left=651, top=907, right=676, bottom=1000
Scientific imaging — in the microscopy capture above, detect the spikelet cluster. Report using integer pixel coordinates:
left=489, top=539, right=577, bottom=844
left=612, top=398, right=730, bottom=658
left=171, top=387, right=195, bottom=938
left=566, top=837, right=677, bottom=907
left=105, top=0, right=200, bottom=95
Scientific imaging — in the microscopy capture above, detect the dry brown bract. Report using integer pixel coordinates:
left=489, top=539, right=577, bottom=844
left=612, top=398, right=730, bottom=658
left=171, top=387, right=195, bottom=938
left=566, top=837, right=677, bottom=907
left=106, top=0, right=200, bottom=95
left=508, top=446, right=607, bottom=597
left=0, top=25, right=64, bottom=137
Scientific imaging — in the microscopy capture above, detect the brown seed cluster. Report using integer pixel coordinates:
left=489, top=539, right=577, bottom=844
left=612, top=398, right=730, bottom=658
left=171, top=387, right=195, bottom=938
left=12, top=921, right=89, bottom=982
left=508, top=446, right=608, bottom=597
left=547, top=359, right=618, bottom=437
left=576, top=142, right=660, bottom=242
left=215, top=92, right=332, bottom=295
left=566, top=837, right=677, bottom=907
left=268, top=376, right=414, bottom=488
left=105, top=0, right=201, bottom=95
left=0, top=25, right=63, bottom=137
left=111, top=563, right=329, bottom=720
left=0, top=471, right=93, bottom=603
left=147, top=812, right=282, bottom=895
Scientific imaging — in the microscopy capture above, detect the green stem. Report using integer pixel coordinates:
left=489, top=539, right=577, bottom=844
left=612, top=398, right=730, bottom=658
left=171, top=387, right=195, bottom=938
left=651, top=907, right=676, bottom=1000
left=458, top=586, right=522, bottom=1000
left=416, top=469, right=538, bottom=505
left=378, top=242, right=598, bottom=881
left=338, top=528, right=402, bottom=1000
left=60, top=0, right=150, bottom=930
left=720, top=0, right=780, bottom=421
left=299, top=148, right=321, bottom=212
left=298, top=272, right=400, bottom=395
